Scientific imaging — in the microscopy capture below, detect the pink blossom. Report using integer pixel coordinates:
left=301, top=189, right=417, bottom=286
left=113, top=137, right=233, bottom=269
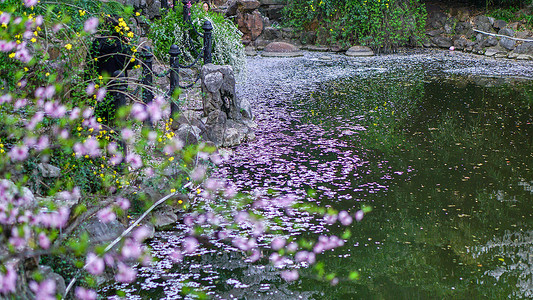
left=271, top=237, right=286, bottom=251
left=8, top=145, right=28, bottom=161
left=115, top=263, right=136, bottom=283
left=355, top=210, right=364, bottom=222
left=280, top=270, right=299, bottom=282
left=75, top=287, right=97, bottom=300
left=295, top=251, right=315, bottom=264
left=170, top=248, right=183, bottom=262
left=338, top=210, right=353, bottom=226
left=85, top=253, right=105, bottom=275
left=190, top=166, right=206, bottom=181
left=246, top=249, right=262, bottom=262
left=126, top=153, right=142, bottom=169
left=69, top=107, right=80, bottom=120
left=24, top=0, right=38, bottom=7
left=121, top=128, right=134, bottom=141
left=182, top=237, right=199, bottom=254
left=121, top=238, right=142, bottom=259
left=35, top=136, right=49, bottom=151
left=0, top=40, right=16, bottom=52
left=96, top=88, right=106, bottom=102
left=15, top=47, right=32, bottom=63
left=14, top=98, right=27, bottom=109
left=38, top=232, right=50, bottom=249
left=0, top=13, right=10, bottom=25
left=44, top=85, right=55, bottom=99
left=0, top=263, right=17, bottom=294
left=29, top=279, right=56, bottom=300
left=86, top=83, right=95, bottom=95
left=104, top=254, right=114, bottom=267
left=130, top=103, right=148, bottom=121
left=84, top=17, right=99, bottom=34
left=133, top=225, right=151, bottom=242
left=34, top=15, right=43, bottom=27
left=97, top=207, right=115, bottom=223
left=84, top=137, right=101, bottom=157
left=286, top=242, right=298, bottom=253
left=27, top=111, right=44, bottom=130
left=82, top=108, right=93, bottom=119
left=110, top=153, right=123, bottom=166
left=323, top=213, right=337, bottom=224
left=0, top=94, right=12, bottom=104
left=116, top=197, right=130, bottom=210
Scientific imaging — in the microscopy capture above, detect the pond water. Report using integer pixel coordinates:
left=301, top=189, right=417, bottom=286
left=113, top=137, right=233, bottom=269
left=104, top=50, right=533, bottom=299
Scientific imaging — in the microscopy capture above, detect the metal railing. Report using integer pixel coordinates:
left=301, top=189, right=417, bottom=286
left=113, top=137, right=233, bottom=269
left=114, top=0, right=213, bottom=121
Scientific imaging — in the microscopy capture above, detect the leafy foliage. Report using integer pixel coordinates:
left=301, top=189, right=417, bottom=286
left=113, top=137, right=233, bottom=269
left=145, top=5, right=246, bottom=77
left=283, top=0, right=427, bottom=52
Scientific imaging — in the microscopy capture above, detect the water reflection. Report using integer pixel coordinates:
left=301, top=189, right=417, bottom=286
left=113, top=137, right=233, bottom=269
left=104, top=51, right=533, bottom=299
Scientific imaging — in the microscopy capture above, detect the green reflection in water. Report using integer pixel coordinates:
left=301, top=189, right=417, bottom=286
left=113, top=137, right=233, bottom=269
left=293, top=72, right=533, bottom=299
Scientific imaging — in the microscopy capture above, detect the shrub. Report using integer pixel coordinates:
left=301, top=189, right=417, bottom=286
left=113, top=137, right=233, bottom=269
left=283, top=0, right=427, bottom=53
left=145, top=5, right=246, bottom=77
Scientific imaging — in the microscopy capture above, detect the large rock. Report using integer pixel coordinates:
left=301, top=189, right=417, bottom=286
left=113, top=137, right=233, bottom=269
left=474, top=16, right=493, bottom=33
left=261, top=26, right=281, bottom=40
left=455, top=21, right=473, bottom=37
left=201, top=64, right=240, bottom=119
left=514, top=42, right=533, bottom=55
left=177, top=124, right=201, bottom=146
left=0, top=179, right=35, bottom=209
left=37, top=163, right=60, bottom=178
left=431, top=36, right=453, bottom=48
left=82, top=217, right=127, bottom=245
left=151, top=210, right=178, bottom=230
left=238, top=0, right=261, bottom=11
left=262, top=42, right=302, bottom=57
left=500, top=37, right=516, bottom=51
left=205, top=110, right=228, bottom=146
left=236, top=10, right=264, bottom=41
left=493, top=19, right=507, bottom=30
left=345, top=45, right=374, bottom=57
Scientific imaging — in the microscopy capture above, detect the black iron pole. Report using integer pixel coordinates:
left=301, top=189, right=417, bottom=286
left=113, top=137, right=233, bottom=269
left=142, top=46, right=154, bottom=127
left=202, top=20, right=213, bottom=64
left=169, top=44, right=180, bottom=118
left=182, top=0, right=191, bottom=23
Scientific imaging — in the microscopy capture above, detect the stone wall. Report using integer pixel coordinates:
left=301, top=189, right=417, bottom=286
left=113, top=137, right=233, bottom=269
left=424, top=3, right=533, bottom=60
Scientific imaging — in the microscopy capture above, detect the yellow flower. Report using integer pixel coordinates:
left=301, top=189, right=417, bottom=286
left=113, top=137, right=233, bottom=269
left=135, top=12, right=140, bottom=16
left=171, top=188, right=176, bottom=193
left=130, top=57, right=135, bottom=63
left=168, top=157, right=174, bottom=162
left=8, top=53, right=15, bottom=58
left=65, top=44, right=72, bottom=50
left=45, top=72, right=50, bottom=76
left=178, top=200, right=183, bottom=204
left=127, top=31, right=134, bottom=38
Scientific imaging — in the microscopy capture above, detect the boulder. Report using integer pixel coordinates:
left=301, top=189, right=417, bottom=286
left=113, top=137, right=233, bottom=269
left=261, top=27, right=281, bottom=40
left=81, top=217, right=127, bottom=245
left=345, top=45, right=374, bottom=57
left=201, top=64, right=240, bottom=120
left=493, top=19, right=507, bottom=30
left=206, top=110, right=228, bottom=146
left=236, top=10, right=264, bottom=41
left=0, top=179, right=35, bottom=209
left=37, top=163, right=60, bottom=178
left=176, top=124, right=201, bottom=146
left=262, top=42, right=303, bottom=57
left=500, top=37, right=516, bottom=51
left=482, top=37, right=499, bottom=47
left=514, top=42, right=533, bottom=54
left=238, top=0, right=261, bottom=11
left=455, top=21, right=473, bottom=37
left=499, top=28, right=515, bottom=37
left=484, top=47, right=506, bottom=57
left=431, top=36, right=453, bottom=48
left=151, top=210, right=178, bottom=230
left=245, top=45, right=258, bottom=56
left=453, top=37, right=468, bottom=50
left=474, top=16, right=493, bottom=33
left=427, top=29, right=443, bottom=37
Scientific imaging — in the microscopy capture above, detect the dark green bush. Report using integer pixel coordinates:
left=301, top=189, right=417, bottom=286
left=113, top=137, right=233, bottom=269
left=283, top=0, right=427, bottom=53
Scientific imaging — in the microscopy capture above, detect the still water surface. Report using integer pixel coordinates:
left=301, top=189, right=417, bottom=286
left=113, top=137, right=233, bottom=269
left=108, top=51, right=533, bottom=299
